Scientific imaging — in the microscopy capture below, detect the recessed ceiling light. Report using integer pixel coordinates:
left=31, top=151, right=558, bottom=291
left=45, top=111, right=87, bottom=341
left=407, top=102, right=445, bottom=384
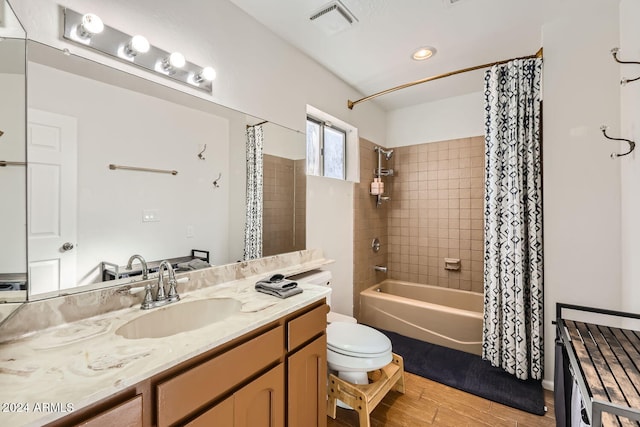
left=412, top=46, right=437, bottom=61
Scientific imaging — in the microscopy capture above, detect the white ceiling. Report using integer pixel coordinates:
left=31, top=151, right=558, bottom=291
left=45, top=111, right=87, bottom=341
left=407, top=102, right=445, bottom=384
left=229, top=0, right=558, bottom=111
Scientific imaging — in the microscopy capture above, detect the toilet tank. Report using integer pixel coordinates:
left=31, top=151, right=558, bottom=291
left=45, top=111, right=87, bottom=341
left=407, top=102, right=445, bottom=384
left=289, top=270, right=332, bottom=305
left=288, top=270, right=356, bottom=323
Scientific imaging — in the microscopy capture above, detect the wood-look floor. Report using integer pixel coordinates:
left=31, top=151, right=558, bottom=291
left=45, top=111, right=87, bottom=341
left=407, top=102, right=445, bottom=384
left=327, top=372, right=556, bottom=427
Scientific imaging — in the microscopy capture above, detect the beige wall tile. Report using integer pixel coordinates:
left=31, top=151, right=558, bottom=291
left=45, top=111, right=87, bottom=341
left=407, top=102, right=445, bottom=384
left=354, top=136, right=485, bottom=313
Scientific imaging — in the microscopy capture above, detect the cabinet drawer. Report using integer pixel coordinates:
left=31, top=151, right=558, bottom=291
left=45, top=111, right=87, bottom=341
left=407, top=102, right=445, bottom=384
left=287, top=304, right=328, bottom=352
left=157, top=325, right=284, bottom=427
left=75, top=395, right=142, bottom=427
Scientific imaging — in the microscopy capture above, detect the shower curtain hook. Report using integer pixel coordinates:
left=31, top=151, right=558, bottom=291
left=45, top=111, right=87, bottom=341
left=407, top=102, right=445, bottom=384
left=600, top=125, right=636, bottom=159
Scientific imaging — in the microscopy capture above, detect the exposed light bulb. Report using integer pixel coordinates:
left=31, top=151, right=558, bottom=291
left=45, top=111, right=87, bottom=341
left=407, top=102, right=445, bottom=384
left=78, top=13, right=104, bottom=38
left=124, top=35, right=150, bottom=57
left=161, top=52, right=186, bottom=74
left=169, top=52, right=186, bottom=68
left=195, top=66, right=217, bottom=83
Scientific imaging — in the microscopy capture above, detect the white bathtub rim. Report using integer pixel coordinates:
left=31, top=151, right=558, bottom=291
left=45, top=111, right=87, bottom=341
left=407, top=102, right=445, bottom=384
left=376, top=279, right=483, bottom=297
left=361, top=285, right=483, bottom=320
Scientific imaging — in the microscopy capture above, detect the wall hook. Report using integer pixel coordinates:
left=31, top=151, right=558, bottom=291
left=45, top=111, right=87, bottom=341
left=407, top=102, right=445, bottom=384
left=611, top=48, right=640, bottom=86
left=197, top=144, right=207, bottom=160
left=212, top=173, right=222, bottom=188
left=600, top=125, right=636, bottom=159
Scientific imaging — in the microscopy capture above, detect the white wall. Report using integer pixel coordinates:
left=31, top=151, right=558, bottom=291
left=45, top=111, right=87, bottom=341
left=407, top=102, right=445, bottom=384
left=10, top=0, right=386, bottom=139
left=0, top=0, right=25, bottom=39
left=29, top=63, right=231, bottom=286
left=306, top=175, right=354, bottom=316
left=262, top=123, right=305, bottom=160
left=12, top=0, right=388, bottom=300
left=386, top=91, right=484, bottom=147
left=620, top=0, right=640, bottom=315
left=542, top=1, right=621, bottom=387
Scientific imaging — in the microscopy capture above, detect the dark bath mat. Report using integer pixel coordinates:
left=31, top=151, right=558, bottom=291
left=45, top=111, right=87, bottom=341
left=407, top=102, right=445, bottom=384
left=374, top=328, right=546, bottom=416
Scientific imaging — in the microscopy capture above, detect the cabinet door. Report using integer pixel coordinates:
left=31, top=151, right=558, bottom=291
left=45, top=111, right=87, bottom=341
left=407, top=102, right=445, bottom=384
left=75, top=395, right=142, bottom=427
left=287, top=335, right=327, bottom=427
left=234, top=363, right=285, bottom=427
left=156, top=326, right=283, bottom=427
left=185, top=396, right=233, bottom=427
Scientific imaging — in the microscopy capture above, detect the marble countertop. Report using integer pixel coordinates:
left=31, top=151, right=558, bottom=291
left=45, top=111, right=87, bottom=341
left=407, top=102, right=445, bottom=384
left=0, top=273, right=330, bottom=427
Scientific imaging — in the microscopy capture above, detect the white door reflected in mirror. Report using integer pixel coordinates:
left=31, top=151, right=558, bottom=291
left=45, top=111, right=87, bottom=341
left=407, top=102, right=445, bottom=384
left=27, top=109, right=78, bottom=296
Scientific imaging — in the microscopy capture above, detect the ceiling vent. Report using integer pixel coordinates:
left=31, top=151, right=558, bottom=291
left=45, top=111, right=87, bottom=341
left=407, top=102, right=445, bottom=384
left=310, top=1, right=358, bottom=36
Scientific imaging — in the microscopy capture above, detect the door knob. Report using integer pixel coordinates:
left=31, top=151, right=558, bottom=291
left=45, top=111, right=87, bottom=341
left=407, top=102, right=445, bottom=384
left=61, top=242, right=74, bottom=251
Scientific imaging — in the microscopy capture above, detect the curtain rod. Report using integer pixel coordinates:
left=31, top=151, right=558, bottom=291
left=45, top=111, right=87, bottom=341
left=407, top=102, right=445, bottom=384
left=246, top=121, right=268, bottom=129
left=347, top=47, right=543, bottom=110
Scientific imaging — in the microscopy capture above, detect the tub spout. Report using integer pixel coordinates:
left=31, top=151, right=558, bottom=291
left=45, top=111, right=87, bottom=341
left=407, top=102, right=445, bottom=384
left=374, top=265, right=388, bottom=273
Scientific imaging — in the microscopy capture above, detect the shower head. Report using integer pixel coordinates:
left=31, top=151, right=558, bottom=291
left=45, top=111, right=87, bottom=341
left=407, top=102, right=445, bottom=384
left=374, top=146, right=394, bottom=160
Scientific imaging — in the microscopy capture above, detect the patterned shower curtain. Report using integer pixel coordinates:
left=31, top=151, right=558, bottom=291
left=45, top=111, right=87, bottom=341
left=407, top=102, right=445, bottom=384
left=482, top=58, right=543, bottom=381
left=243, top=125, right=263, bottom=260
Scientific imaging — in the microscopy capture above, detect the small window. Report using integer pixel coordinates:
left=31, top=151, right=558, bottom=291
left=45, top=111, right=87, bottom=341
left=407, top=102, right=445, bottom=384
left=306, top=116, right=346, bottom=180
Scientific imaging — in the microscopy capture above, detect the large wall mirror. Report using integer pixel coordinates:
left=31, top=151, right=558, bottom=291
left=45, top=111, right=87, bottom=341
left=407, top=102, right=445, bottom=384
left=0, top=0, right=27, bottom=303
left=1, top=31, right=306, bottom=302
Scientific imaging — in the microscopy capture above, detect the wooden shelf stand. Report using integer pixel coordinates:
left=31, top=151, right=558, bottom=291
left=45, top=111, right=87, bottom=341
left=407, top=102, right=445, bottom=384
left=556, top=303, right=640, bottom=427
left=327, top=353, right=405, bottom=427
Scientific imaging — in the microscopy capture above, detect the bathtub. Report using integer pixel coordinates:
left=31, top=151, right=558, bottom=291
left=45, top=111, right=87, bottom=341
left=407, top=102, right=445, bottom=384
left=359, top=279, right=483, bottom=355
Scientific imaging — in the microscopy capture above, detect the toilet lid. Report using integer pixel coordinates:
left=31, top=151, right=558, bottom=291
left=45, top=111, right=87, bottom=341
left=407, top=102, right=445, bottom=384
left=327, top=323, right=392, bottom=358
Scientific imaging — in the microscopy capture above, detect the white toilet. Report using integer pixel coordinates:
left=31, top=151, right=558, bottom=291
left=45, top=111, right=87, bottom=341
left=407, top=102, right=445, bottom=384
left=294, top=270, right=393, bottom=384
left=326, top=322, right=392, bottom=384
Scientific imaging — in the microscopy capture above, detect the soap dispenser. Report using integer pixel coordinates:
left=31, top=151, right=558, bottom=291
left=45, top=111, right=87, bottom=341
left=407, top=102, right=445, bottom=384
left=370, top=178, right=382, bottom=195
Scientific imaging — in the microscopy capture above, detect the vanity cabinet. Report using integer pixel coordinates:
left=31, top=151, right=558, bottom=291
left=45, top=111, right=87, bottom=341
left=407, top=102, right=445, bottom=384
left=287, top=302, right=329, bottom=427
left=44, top=300, right=327, bottom=427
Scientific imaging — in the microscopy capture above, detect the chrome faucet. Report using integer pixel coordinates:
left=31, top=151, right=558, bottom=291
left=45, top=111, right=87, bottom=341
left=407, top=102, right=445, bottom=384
left=140, top=260, right=180, bottom=310
left=374, top=265, right=388, bottom=273
left=126, top=254, right=148, bottom=280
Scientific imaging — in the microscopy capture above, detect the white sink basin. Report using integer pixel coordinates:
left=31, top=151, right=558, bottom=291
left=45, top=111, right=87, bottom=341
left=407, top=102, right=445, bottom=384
left=116, top=298, right=241, bottom=339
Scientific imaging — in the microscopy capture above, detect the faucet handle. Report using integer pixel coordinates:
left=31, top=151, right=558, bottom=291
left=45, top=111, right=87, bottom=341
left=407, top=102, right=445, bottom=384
left=167, top=279, right=180, bottom=303
left=141, top=284, right=155, bottom=310
left=156, top=278, right=167, bottom=302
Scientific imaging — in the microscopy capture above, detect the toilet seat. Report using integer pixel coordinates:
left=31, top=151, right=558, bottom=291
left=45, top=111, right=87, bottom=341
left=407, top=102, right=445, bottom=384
left=327, top=322, right=391, bottom=358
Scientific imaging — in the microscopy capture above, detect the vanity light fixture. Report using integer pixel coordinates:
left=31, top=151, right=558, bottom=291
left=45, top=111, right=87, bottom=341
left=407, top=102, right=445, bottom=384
left=124, top=35, right=150, bottom=57
left=62, top=8, right=215, bottom=92
left=412, top=46, right=437, bottom=61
